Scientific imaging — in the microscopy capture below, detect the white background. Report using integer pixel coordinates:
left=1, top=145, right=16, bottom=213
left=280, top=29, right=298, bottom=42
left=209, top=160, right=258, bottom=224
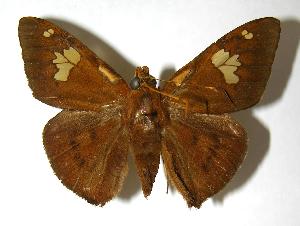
left=1, top=0, right=299, bottom=225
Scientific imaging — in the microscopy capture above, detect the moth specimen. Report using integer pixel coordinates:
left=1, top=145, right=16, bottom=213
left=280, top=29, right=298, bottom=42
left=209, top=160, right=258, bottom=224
left=19, top=17, right=280, bottom=208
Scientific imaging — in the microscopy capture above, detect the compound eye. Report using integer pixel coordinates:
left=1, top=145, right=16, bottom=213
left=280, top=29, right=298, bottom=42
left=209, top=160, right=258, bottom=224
left=130, top=77, right=140, bottom=90
left=150, top=78, right=157, bottom=87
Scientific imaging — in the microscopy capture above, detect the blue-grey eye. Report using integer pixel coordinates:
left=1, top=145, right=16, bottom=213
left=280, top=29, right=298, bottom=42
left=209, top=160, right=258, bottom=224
left=130, top=77, right=140, bottom=90
left=150, top=78, right=157, bottom=87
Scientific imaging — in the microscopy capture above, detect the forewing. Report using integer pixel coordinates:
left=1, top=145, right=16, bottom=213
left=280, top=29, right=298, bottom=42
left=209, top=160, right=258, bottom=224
left=162, top=111, right=247, bottom=208
left=43, top=107, right=128, bottom=205
left=19, top=17, right=129, bottom=111
left=162, top=17, right=280, bottom=114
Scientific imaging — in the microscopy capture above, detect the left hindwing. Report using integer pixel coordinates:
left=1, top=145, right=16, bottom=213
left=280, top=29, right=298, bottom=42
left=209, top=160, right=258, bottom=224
left=19, top=17, right=129, bottom=112
left=162, top=17, right=280, bottom=114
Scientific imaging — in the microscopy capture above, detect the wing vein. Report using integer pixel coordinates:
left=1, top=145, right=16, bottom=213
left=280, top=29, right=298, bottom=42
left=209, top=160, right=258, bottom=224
left=84, top=125, right=123, bottom=193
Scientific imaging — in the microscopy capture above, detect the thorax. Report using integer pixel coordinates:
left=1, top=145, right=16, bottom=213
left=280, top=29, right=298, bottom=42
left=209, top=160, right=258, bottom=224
left=127, top=87, right=163, bottom=133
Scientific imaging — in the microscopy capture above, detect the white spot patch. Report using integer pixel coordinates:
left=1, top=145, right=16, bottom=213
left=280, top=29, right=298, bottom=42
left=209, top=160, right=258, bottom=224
left=211, top=49, right=241, bottom=84
left=53, top=47, right=81, bottom=81
left=43, top=29, right=54, bottom=37
left=98, top=66, right=120, bottom=83
left=241, top=30, right=253, bottom=39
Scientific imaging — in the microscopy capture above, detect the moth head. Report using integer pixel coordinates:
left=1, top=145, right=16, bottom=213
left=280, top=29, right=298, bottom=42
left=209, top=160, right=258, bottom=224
left=130, top=66, right=157, bottom=90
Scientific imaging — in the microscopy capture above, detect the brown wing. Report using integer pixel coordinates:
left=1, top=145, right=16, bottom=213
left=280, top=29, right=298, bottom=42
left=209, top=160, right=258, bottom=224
left=19, top=17, right=129, bottom=111
left=43, top=107, right=129, bottom=206
left=162, top=110, right=247, bottom=208
left=162, top=17, right=280, bottom=114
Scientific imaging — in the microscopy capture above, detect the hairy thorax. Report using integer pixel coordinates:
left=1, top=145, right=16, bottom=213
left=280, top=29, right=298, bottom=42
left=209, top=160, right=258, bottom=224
left=127, top=88, right=163, bottom=144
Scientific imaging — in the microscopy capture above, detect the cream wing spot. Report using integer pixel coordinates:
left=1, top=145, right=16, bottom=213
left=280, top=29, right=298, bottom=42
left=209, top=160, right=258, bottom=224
left=43, top=31, right=51, bottom=37
left=43, top=28, right=55, bottom=38
left=211, top=49, right=229, bottom=67
left=64, top=47, right=81, bottom=65
left=241, top=30, right=248, bottom=36
left=53, top=47, right=81, bottom=81
left=211, top=49, right=241, bottom=84
left=48, top=29, right=54, bottom=34
left=245, top=33, right=253, bottom=39
left=241, top=29, right=253, bottom=40
left=53, top=52, right=68, bottom=64
left=225, top=55, right=241, bottom=66
left=54, top=63, right=74, bottom=81
left=218, top=66, right=239, bottom=84
left=172, top=68, right=192, bottom=86
left=98, top=66, right=120, bottom=83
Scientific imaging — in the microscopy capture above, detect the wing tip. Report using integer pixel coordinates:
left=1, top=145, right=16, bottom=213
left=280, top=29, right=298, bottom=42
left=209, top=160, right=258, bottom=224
left=255, top=17, right=281, bottom=30
left=19, top=16, right=39, bottom=26
left=18, top=16, right=41, bottom=37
